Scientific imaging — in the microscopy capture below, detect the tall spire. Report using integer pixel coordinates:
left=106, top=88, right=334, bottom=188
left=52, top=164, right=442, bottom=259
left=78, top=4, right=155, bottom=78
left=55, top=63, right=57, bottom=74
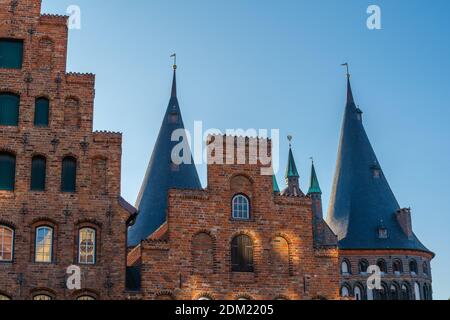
left=307, top=159, right=322, bottom=195
left=326, top=71, right=430, bottom=253
left=281, top=136, right=304, bottom=197
left=128, top=59, right=202, bottom=246
left=171, top=54, right=177, bottom=98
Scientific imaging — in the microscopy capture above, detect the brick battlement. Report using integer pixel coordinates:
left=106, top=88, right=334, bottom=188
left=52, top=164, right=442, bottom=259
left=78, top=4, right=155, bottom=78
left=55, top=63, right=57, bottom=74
left=66, top=72, right=96, bottom=85
left=39, top=14, right=68, bottom=25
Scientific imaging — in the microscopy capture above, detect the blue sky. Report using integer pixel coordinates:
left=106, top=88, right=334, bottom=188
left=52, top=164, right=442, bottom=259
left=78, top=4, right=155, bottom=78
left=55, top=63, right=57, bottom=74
left=42, top=0, right=450, bottom=299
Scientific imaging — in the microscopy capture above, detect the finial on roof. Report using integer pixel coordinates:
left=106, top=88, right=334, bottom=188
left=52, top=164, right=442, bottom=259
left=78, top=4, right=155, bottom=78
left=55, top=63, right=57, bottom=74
left=171, top=53, right=177, bottom=70
left=341, top=62, right=350, bottom=79
left=287, top=135, right=293, bottom=147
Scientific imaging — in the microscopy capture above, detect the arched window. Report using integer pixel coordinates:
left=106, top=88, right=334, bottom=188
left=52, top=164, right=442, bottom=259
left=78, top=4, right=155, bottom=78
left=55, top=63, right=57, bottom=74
left=31, top=156, right=46, bottom=191
left=358, top=259, right=369, bottom=274
left=366, top=287, right=374, bottom=301
left=34, top=98, right=49, bottom=127
left=77, top=295, right=96, bottom=300
left=423, top=262, right=429, bottom=276
left=354, top=285, right=363, bottom=300
left=393, top=259, right=403, bottom=275
left=231, top=235, right=253, bottom=272
left=390, top=283, right=400, bottom=300
left=0, top=93, right=20, bottom=126
left=414, top=282, right=421, bottom=300
left=232, top=194, right=250, bottom=220
left=0, top=39, right=23, bottom=69
left=340, top=285, right=350, bottom=298
left=0, top=294, right=11, bottom=300
left=78, top=228, right=96, bottom=265
left=198, top=296, right=212, bottom=301
left=0, top=225, right=14, bottom=262
left=61, top=156, right=77, bottom=192
left=376, top=283, right=388, bottom=300
left=341, top=260, right=351, bottom=275
left=409, top=259, right=418, bottom=275
left=0, top=152, right=16, bottom=191
left=377, top=259, right=387, bottom=274
left=401, top=283, right=411, bottom=300
left=35, top=226, right=53, bottom=263
left=33, top=294, right=52, bottom=300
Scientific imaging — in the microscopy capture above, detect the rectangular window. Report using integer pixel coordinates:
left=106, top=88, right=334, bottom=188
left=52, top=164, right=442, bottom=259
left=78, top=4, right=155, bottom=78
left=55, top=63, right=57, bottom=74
left=0, top=39, right=24, bottom=69
left=35, top=227, right=53, bottom=263
left=78, top=228, right=96, bottom=265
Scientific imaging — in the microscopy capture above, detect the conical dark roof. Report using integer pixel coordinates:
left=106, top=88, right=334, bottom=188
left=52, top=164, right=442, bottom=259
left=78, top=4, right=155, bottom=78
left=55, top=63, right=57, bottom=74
left=128, top=66, right=202, bottom=246
left=327, top=76, right=430, bottom=253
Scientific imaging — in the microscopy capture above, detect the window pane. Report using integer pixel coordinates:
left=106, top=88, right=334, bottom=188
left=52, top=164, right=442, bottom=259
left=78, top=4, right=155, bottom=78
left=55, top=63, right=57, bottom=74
left=61, top=157, right=77, bottom=192
left=232, top=195, right=249, bottom=220
left=0, top=226, right=14, bottom=261
left=77, top=296, right=95, bottom=300
left=34, top=98, right=49, bottom=127
left=0, top=39, right=23, bottom=69
left=0, top=152, right=15, bottom=191
left=231, top=235, right=253, bottom=272
left=31, top=156, right=46, bottom=191
left=79, top=228, right=96, bottom=264
left=35, top=227, right=53, bottom=263
left=33, top=294, right=52, bottom=300
left=0, top=93, right=19, bottom=126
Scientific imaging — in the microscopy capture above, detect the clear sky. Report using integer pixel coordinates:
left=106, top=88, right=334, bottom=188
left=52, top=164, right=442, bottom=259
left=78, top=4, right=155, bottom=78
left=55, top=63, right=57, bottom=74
left=42, top=0, right=450, bottom=300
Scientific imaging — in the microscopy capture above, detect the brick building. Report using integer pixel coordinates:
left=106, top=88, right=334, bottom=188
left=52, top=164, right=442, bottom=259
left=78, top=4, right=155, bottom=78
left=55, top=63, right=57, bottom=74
left=125, top=66, right=340, bottom=300
left=0, top=0, right=136, bottom=300
left=327, top=74, right=434, bottom=300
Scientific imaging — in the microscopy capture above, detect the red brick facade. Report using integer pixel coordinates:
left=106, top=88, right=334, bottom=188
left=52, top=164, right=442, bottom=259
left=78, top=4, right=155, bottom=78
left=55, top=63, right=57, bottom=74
left=0, top=0, right=135, bottom=300
left=127, top=137, right=340, bottom=300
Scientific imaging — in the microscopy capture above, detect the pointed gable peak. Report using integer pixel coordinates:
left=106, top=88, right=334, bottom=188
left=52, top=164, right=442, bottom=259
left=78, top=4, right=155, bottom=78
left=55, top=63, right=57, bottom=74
left=308, top=160, right=322, bottom=195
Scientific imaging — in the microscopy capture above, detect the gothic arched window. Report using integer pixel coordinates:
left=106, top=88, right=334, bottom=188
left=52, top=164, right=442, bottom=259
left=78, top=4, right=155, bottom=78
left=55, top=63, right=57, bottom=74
left=409, top=259, right=418, bottom=275
left=390, top=283, right=400, bottom=300
left=341, top=260, right=351, bottom=275
left=0, top=151, right=16, bottom=191
left=0, top=93, right=19, bottom=126
left=231, top=235, right=253, bottom=272
left=401, top=283, right=411, bottom=300
left=358, top=259, right=369, bottom=274
left=232, top=194, right=250, bottom=220
left=414, top=282, right=421, bottom=300
left=340, top=284, right=351, bottom=298
left=393, top=259, right=403, bottom=274
left=377, top=259, right=387, bottom=274
left=61, top=156, right=77, bottom=192
left=354, top=284, right=364, bottom=300
left=31, top=156, right=46, bottom=191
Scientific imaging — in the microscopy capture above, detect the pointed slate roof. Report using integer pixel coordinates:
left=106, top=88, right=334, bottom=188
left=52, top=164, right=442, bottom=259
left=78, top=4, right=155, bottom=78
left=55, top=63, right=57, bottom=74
left=285, top=147, right=300, bottom=179
left=127, top=66, right=202, bottom=246
left=273, top=175, right=280, bottom=193
left=327, top=75, right=430, bottom=253
left=308, top=162, right=322, bottom=195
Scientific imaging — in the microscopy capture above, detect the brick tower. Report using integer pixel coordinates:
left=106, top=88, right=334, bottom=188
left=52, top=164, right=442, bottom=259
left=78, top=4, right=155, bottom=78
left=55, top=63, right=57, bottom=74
left=0, top=0, right=135, bottom=300
left=327, top=72, right=434, bottom=300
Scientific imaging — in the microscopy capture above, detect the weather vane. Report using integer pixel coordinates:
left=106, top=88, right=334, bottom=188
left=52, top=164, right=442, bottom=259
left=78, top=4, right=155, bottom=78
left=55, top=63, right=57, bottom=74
left=171, top=53, right=177, bottom=69
left=310, top=156, right=314, bottom=164
left=341, top=62, right=350, bottom=78
left=287, top=135, right=293, bottom=147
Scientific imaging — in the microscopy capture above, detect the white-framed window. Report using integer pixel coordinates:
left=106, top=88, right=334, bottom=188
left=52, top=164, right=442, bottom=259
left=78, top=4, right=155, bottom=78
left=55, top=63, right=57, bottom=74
left=0, top=225, right=14, bottom=262
left=232, top=194, right=250, bottom=220
left=78, top=228, right=96, bottom=265
left=35, top=226, right=53, bottom=263
left=77, top=295, right=96, bottom=300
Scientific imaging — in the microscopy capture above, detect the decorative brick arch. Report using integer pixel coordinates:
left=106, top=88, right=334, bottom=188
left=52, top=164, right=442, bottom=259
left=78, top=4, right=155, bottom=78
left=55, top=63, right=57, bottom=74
left=194, top=292, right=215, bottom=300
left=269, top=234, right=292, bottom=276
left=36, top=37, right=55, bottom=70
left=30, top=288, right=56, bottom=300
left=155, top=291, right=175, bottom=300
left=191, top=230, right=216, bottom=275
left=71, top=288, right=100, bottom=300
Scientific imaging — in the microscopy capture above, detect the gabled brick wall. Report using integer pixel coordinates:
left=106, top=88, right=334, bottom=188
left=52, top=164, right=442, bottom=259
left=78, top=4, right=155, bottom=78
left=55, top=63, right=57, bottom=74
left=0, top=0, right=133, bottom=300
